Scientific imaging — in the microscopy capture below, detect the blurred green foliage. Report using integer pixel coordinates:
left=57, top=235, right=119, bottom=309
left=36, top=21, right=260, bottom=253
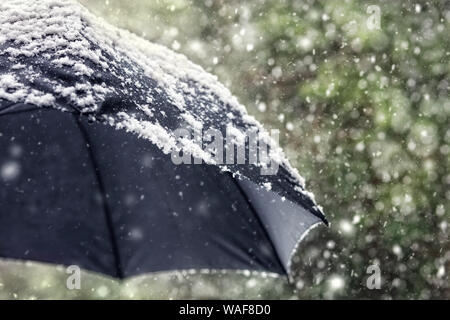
left=1, top=0, right=448, bottom=299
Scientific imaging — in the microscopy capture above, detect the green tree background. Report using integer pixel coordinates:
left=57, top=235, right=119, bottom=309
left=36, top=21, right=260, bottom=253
left=1, top=0, right=448, bottom=299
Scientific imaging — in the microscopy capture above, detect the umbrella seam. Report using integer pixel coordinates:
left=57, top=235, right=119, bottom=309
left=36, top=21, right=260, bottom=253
left=0, top=102, right=42, bottom=117
left=226, top=172, right=289, bottom=281
left=74, top=115, right=125, bottom=279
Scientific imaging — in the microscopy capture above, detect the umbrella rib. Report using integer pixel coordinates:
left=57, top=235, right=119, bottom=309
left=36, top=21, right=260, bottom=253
left=0, top=102, right=40, bottom=117
left=74, top=115, right=125, bottom=279
left=226, top=172, right=288, bottom=278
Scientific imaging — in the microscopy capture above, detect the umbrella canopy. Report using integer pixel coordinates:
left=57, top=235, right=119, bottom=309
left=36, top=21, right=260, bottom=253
left=0, top=0, right=327, bottom=280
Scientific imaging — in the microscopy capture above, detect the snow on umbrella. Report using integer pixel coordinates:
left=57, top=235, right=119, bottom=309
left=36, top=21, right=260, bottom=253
left=0, top=0, right=327, bottom=280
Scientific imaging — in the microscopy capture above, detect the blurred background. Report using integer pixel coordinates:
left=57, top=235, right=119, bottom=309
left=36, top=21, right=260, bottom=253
left=0, top=0, right=449, bottom=299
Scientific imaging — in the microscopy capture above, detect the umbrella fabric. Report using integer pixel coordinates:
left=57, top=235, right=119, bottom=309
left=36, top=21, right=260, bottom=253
left=0, top=0, right=327, bottom=279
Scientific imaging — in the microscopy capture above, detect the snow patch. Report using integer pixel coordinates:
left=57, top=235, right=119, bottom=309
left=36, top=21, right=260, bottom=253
left=0, top=0, right=324, bottom=219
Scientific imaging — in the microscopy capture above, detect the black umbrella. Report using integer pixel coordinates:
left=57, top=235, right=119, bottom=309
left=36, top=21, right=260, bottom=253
left=0, top=0, right=327, bottom=280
